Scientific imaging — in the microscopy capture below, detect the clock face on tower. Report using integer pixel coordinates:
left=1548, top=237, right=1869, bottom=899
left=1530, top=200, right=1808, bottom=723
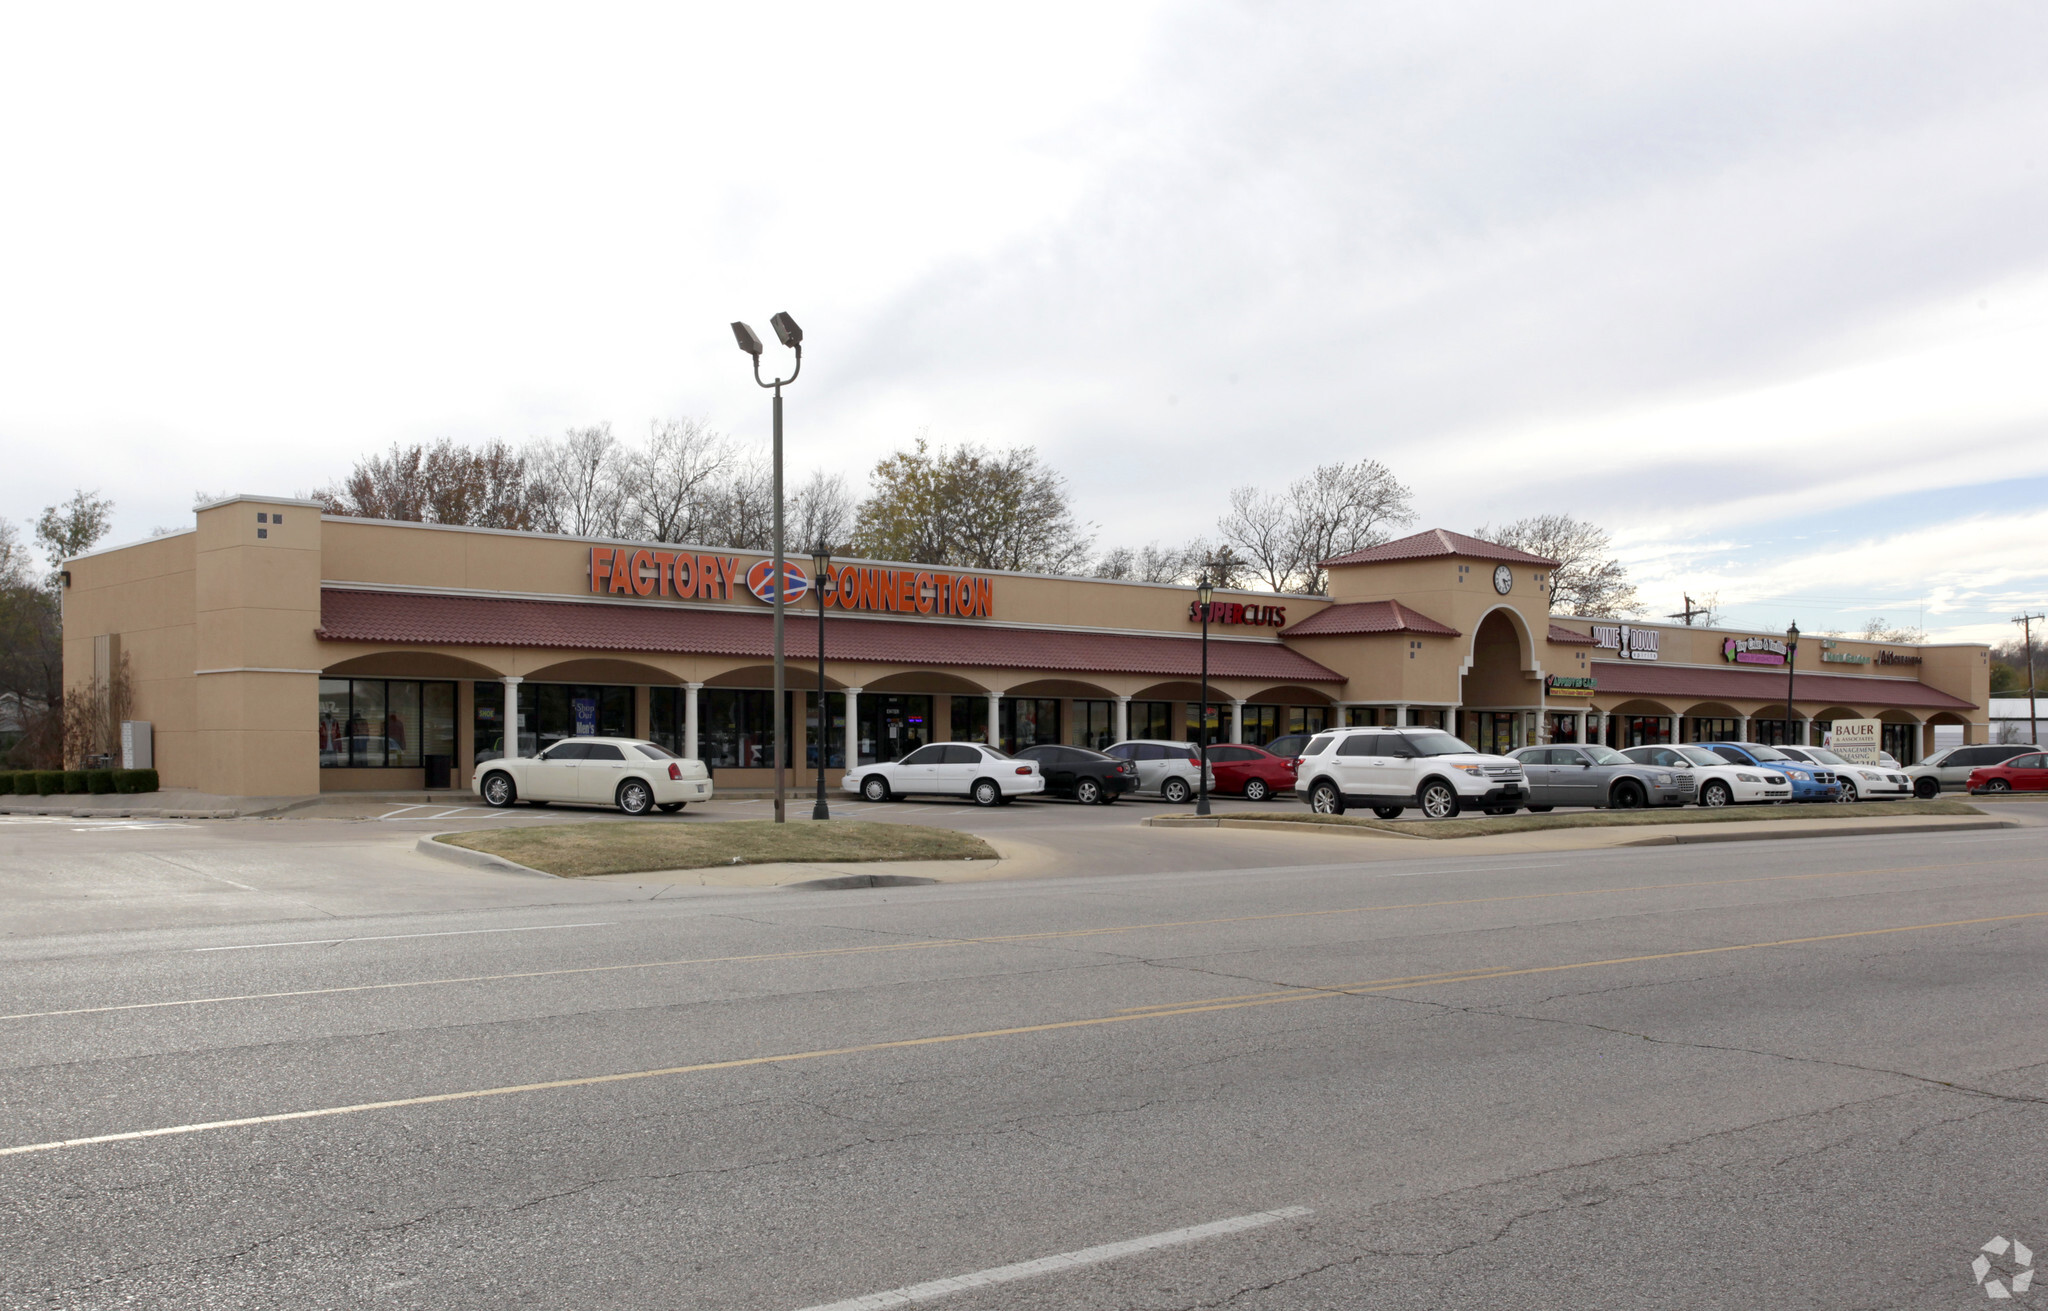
left=1493, top=564, right=1514, bottom=595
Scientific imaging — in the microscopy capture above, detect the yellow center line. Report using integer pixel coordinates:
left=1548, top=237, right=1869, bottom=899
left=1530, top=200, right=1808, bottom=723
left=2, top=857, right=2031, bottom=1025
left=5, top=907, right=2045, bottom=1159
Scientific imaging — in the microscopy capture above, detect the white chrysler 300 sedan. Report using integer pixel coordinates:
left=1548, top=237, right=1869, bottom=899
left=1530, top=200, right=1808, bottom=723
left=844, top=742, right=1045, bottom=806
left=474, top=737, right=713, bottom=814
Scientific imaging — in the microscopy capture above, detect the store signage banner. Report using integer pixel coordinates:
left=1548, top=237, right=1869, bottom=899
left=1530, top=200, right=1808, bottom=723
left=572, top=696, right=597, bottom=736
left=589, top=546, right=996, bottom=618
left=1593, top=624, right=1659, bottom=660
left=1545, top=675, right=1596, bottom=697
left=1723, top=635, right=1788, bottom=665
left=1819, top=640, right=1870, bottom=666
left=1189, top=601, right=1286, bottom=627
left=1827, top=719, right=1881, bottom=765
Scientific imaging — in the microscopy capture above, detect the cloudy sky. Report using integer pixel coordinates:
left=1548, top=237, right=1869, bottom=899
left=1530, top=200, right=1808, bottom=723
left=4, top=1, right=2044, bottom=643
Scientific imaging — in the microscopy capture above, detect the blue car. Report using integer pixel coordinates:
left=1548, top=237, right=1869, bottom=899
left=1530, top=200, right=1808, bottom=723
left=1698, top=742, right=1842, bottom=802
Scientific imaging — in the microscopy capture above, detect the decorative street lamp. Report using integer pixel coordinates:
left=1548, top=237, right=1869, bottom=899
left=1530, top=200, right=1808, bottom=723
left=1783, top=621, right=1800, bottom=747
left=731, top=311, right=802, bottom=823
left=811, top=541, right=832, bottom=822
left=1195, top=571, right=1214, bottom=816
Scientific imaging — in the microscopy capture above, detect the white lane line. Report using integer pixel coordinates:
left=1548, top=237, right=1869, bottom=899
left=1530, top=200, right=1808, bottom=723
left=375, top=805, right=431, bottom=820
left=793, top=1206, right=1313, bottom=1311
left=193, top=922, right=615, bottom=952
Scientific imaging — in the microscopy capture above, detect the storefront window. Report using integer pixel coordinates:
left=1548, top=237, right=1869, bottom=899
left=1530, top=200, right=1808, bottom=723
left=805, top=691, right=847, bottom=769
left=1001, top=698, right=1061, bottom=752
left=1547, top=712, right=1579, bottom=743
left=1239, top=705, right=1279, bottom=746
left=951, top=696, right=989, bottom=743
left=320, top=678, right=456, bottom=768
left=1288, top=706, right=1329, bottom=736
left=1183, top=701, right=1233, bottom=746
left=703, top=689, right=775, bottom=768
left=1691, top=717, right=1739, bottom=742
left=859, top=694, right=930, bottom=763
left=1128, top=702, right=1173, bottom=740
left=1072, top=700, right=1115, bottom=750
left=649, top=686, right=682, bottom=755
left=1622, top=716, right=1671, bottom=747
left=1751, top=718, right=1788, bottom=746
left=517, top=683, right=632, bottom=756
left=1881, top=722, right=1917, bottom=764
left=1477, top=712, right=1516, bottom=755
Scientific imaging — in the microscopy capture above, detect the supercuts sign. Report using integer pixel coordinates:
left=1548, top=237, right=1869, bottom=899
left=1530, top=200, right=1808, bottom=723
left=1189, top=601, right=1287, bottom=627
left=590, top=547, right=996, bottom=618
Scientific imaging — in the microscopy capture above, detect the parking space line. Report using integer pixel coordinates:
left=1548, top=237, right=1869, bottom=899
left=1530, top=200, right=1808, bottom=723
left=792, top=1206, right=1313, bottom=1310
left=375, top=805, right=431, bottom=820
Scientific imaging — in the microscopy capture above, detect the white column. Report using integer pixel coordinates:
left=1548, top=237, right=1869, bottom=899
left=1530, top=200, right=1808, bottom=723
left=1393, top=703, right=1410, bottom=729
left=1740, top=716, right=1752, bottom=740
left=683, top=682, right=702, bottom=760
left=987, top=691, right=1002, bottom=747
left=1115, top=695, right=1130, bottom=743
left=844, top=687, right=862, bottom=766
left=501, top=676, right=523, bottom=758
left=1230, top=699, right=1245, bottom=744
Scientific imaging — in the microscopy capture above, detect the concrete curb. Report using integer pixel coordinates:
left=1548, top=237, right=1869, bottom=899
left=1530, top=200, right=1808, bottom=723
left=1144, top=815, right=1431, bottom=840
left=1623, top=819, right=2017, bottom=845
left=413, top=835, right=560, bottom=879
left=780, top=873, right=942, bottom=891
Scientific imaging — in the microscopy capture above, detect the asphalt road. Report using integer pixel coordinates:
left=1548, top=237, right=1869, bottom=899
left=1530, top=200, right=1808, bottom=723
left=3, top=817, right=2046, bottom=1309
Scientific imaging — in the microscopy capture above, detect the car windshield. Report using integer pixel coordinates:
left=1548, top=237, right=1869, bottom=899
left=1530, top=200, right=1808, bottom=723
left=1800, top=747, right=1850, bottom=766
left=1583, top=745, right=1629, bottom=765
left=1405, top=732, right=1478, bottom=757
left=1677, top=747, right=1724, bottom=767
left=1746, top=746, right=1794, bottom=762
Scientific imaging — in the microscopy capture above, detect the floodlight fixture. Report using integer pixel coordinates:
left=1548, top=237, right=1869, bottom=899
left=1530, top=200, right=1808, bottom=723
left=770, top=311, right=803, bottom=349
left=731, top=321, right=764, bottom=357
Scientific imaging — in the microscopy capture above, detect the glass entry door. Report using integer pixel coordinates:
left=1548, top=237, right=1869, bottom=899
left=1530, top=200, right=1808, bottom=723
left=859, top=694, right=931, bottom=763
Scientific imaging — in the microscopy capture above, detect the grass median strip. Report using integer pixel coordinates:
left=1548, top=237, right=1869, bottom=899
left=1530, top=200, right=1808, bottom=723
left=1186, top=798, right=1983, bottom=840
left=435, top=819, right=997, bottom=877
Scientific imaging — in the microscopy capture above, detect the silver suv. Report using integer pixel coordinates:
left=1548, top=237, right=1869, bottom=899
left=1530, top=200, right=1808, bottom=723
left=1511, top=744, right=1692, bottom=810
left=1295, top=727, right=1526, bottom=820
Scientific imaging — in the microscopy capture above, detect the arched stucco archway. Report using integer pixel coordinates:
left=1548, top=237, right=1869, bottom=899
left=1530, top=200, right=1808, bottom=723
left=1460, top=607, right=1541, bottom=752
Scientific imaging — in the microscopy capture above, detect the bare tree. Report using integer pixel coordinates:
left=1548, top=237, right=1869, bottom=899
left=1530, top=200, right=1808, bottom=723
left=621, top=417, right=733, bottom=543
left=1216, top=459, right=1415, bottom=593
left=35, top=490, right=115, bottom=585
left=314, top=440, right=544, bottom=529
left=1473, top=514, right=1642, bottom=617
left=1861, top=617, right=1928, bottom=643
left=787, top=470, right=855, bottom=554
left=1091, top=539, right=1210, bottom=584
left=526, top=424, right=624, bottom=537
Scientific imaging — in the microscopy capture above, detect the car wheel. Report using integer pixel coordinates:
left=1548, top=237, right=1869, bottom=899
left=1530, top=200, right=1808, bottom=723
left=1527, top=805, right=1555, bottom=813
left=1611, top=780, right=1646, bottom=810
left=972, top=779, right=1002, bottom=807
left=861, top=776, right=891, bottom=802
left=617, top=779, right=653, bottom=815
left=1835, top=780, right=1858, bottom=803
left=657, top=802, right=687, bottom=813
left=1700, top=780, right=1732, bottom=808
left=1984, top=778, right=2013, bottom=792
left=1075, top=778, right=1103, bottom=805
left=1371, top=805, right=1404, bottom=819
left=1310, top=781, right=1345, bottom=815
left=1244, top=778, right=1270, bottom=802
left=480, top=771, right=516, bottom=807
left=1419, top=780, right=1461, bottom=820
left=1161, top=777, right=1192, bottom=804
left=1913, top=776, right=1940, bottom=799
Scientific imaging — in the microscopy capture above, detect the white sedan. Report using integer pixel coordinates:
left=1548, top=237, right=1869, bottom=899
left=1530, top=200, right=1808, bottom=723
left=1621, top=744, right=1791, bottom=806
left=474, top=737, right=713, bottom=815
left=844, top=742, right=1044, bottom=806
left=1776, top=746, right=1913, bottom=801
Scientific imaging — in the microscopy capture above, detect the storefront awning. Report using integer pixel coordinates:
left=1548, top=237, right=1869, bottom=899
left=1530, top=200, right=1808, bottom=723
left=1589, top=660, right=1974, bottom=711
left=316, top=588, right=1346, bottom=683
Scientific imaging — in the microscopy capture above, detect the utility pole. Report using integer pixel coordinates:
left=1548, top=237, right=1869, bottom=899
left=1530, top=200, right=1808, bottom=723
left=1667, top=594, right=1709, bottom=626
left=2016, top=612, right=2044, bottom=747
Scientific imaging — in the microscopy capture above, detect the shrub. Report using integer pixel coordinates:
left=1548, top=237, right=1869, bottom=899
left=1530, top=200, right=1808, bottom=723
left=85, top=769, right=116, bottom=794
left=0, top=771, right=16, bottom=795
left=114, top=769, right=160, bottom=795
left=34, top=771, right=65, bottom=796
left=60, top=770, right=89, bottom=795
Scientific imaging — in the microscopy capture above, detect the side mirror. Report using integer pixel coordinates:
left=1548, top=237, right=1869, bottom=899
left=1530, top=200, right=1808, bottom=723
left=1579, top=760, right=1593, bottom=768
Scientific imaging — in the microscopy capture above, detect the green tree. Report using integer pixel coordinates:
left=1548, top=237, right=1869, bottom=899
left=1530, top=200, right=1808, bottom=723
left=850, top=437, right=1093, bottom=573
left=1, top=490, right=114, bottom=766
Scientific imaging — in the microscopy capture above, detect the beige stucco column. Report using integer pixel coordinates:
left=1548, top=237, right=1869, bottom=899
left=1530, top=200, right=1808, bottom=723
left=501, top=676, right=523, bottom=758
left=456, top=681, right=475, bottom=777
left=1116, top=695, right=1130, bottom=744
left=633, top=685, right=651, bottom=741
left=844, top=687, right=862, bottom=765
left=1230, top=699, right=1245, bottom=744
left=683, top=682, right=702, bottom=760
left=1740, top=716, right=1752, bottom=740
left=987, top=691, right=1002, bottom=748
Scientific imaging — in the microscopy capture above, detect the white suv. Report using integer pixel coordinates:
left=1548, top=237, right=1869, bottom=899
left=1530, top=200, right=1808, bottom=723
left=1295, top=727, right=1527, bottom=820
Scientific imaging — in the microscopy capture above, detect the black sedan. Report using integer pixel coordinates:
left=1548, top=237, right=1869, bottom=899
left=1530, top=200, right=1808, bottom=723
left=1011, top=745, right=1139, bottom=804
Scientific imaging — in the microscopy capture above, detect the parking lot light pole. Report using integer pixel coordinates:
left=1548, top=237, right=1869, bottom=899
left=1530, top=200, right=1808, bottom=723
left=1196, top=572, right=1213, bottom=816
left=731, top=313, right=803, bottom=823
left=1783, top=621, right=1799, bottom=746
left=812, top=542, right=832, bottom=822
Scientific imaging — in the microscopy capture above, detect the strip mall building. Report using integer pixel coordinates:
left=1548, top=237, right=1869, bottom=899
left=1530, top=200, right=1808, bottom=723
left=62, top=496, right=1991, bottom=796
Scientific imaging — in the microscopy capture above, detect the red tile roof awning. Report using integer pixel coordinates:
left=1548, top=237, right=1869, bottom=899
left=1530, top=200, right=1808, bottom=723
left=316, top=589, right=1345, bottom=683
left=1589, top=661, right=1973, bottom=711
left=1324, top=528, right=1558, bottom=568
left=1548, top=623, right=1597, bottom=645
left=1282, top=599, right=1459, bottom=637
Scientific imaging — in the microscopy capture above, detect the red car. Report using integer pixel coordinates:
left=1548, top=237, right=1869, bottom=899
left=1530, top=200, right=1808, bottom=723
left=1202, top=744, right=1298, bottom=801
left=1967, top=752, right=2048, bottom=793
